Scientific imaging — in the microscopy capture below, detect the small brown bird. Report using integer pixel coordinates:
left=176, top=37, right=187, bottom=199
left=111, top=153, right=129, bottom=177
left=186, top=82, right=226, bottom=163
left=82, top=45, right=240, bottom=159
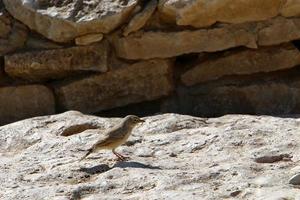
left=81, top=115, right=145, bottom=161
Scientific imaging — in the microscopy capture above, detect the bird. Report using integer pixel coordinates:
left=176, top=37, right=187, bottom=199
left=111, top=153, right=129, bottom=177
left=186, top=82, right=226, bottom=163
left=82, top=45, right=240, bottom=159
left=80, top=115, right=145, bottom=161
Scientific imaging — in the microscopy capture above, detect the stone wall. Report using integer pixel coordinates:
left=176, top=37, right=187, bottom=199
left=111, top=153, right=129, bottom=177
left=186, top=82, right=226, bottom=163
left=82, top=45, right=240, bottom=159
left=1, top=0, right=300, bottom=124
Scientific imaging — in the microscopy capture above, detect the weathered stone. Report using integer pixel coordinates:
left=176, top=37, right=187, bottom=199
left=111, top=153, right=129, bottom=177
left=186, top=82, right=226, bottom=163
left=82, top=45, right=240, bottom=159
left=0, top=10, right=28, bottom=55
left=181, top=44, right=300, bottom=86
left=159, top=0, right=300, bottom=28
left=5, top=41, right=109, bottom=81
left=112, top=24, right=257, bottom=59
left=75, top=33, right=103, bottom=46
left=123, top=0, right=157, bottom=36
left=280, top=0, right=300, bottom=17
left=0, top=85, right=55, bottom=125
left=3, top=0, right=138, bottom=42
left=2, top=112, right=300, bottom=199
left=258, top=17, right=300, bottom=46
left=112, top=17, right=300, bottom=59
left=54, top=59, right=174, bottom=113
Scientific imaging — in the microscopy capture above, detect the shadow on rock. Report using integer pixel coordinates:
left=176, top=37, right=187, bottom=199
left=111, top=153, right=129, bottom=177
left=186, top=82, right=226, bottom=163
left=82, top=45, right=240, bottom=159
left=79, top=164, right=111, bottom=175
left=113, top=161, right=161, bottom=170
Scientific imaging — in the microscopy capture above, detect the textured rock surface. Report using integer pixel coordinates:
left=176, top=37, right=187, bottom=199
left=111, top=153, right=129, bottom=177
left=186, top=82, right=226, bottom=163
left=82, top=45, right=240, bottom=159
left=0, top=10, right=27, bottom=55
left=5, top=41, right=109, bottom=81
left=0, top=85, right=55, bottom=125
left=55, top=59, right=174, bottom=113
left=3, top=0, right=138, bottom=42
left=112, top=17, right=300, bottom=59
left=123, top=0, right=157, bottom=36
left=159, top=0, right=300, bottom=28
left=1, top=111, right=300, bottom=199
left=181, top=43, right=300, bottom=86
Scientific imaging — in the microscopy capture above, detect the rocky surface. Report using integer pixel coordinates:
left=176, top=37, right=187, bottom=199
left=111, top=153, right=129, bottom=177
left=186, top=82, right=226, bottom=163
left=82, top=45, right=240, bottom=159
left=1, top=111, right=300, bottom=199
left=54, top=59, right=174, bottom=113
left=0, top=0, right=300, bottom=124
left=5, top=41, right=109, bottom=81
left=112, top=17, right=300, bottom=59
left=3, top=0, right=138, bottom=42
left=159, top=0, right=300, bottom=27
left=0, top=85, right=55, bottom=125
left=181, top=43, right=300, bottom=86
left=0, top=9, right=28, bottom=55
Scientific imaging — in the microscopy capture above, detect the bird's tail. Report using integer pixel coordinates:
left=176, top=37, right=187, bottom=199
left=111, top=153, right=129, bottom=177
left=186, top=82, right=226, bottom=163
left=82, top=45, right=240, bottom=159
left=80, top=148, right=93, bottom=161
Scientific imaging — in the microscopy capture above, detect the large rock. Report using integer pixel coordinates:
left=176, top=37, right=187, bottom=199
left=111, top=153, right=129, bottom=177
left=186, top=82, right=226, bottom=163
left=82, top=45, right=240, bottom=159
left=181, top=43, right=300, bottom=86
left=0, top=10, right=28, bottom=55
left=3, top=0, right=138, bottom=42
left=112, top=17, right=300, bottom=59
left=0, top=85, right=55, bottom=125
left=54, top=59, right=174, bottom=113
left=1, top=111, right=300, bottom=199
left=5, top=41, right=109, bottom=81
left=159, top=0, right=300, bottom=28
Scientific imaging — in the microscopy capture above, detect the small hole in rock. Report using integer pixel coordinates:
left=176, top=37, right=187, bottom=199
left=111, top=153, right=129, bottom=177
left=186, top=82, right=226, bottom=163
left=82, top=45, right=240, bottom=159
left=61, top=123, right=99, bottom=136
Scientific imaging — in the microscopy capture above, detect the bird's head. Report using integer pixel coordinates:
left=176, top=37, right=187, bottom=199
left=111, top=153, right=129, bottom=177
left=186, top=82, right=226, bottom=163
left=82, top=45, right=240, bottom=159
left=124, top=115, right=145, bottom=127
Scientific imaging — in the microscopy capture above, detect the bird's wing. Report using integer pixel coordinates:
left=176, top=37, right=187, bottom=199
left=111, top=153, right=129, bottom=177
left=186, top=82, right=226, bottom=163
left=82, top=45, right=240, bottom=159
left=94, top=127, right=124, bottom=146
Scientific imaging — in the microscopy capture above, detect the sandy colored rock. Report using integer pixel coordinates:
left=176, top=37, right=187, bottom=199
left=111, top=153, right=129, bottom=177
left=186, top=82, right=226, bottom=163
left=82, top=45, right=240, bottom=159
left=112, top=16, right=300, bottom=59
left=3, top=0, right=138, bottom=42
left=0, top=85, right=55, bottom=125
left=54, top=59, right=174, bottom=113
left=0, top=10, right=28, bottom=55
left=258, top=17, right=300, bottom=46
left=75, top=33, right=103, bottom=46
left=123, top=0, right=157, bottom=36
left=5, top=41, right=109, bottom=81
left=280, top=0, right=300, bottom=17
left=112, top=24, right=257, bottom=59
left=159, top=0, right=300, bottom=28
left=2, top=111, right=300, bottom=199
left=181, top=44, right=300, bottom=86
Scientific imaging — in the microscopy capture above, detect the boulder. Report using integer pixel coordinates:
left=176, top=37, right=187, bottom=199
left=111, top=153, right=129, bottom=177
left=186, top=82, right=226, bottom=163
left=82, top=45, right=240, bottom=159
left=5, top=41, right=109, bottom=81
left=3, top=0, right=138, bottom=42
left=54, top=59, right=174, bottom=113
left=0, top=84, right=55, bottom=125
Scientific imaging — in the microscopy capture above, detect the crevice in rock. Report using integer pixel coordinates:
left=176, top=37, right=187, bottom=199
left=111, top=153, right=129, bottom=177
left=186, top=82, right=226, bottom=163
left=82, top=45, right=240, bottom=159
left=97, top=99, right=162, bottom=118
left=60, top=123, right=99, bottom=136
left=292, top=40, right=300, bottom=51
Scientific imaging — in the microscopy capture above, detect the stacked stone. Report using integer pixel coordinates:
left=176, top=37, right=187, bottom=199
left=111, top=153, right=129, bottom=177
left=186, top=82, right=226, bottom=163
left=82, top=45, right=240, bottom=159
left=1, top=0, right=300, bottom=124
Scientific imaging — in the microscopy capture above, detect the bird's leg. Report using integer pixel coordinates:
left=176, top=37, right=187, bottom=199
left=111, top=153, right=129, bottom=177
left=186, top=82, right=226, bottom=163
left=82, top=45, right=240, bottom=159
left=112, top=149, right=129, bottom=161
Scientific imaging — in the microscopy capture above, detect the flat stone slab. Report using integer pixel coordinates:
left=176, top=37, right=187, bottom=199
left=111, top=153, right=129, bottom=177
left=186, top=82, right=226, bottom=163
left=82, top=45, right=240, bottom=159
left=5, top=41, right=109, bottom=81
left=181, top=43, right=300, bottom=86
left=112, top=17, right=300, bottom=59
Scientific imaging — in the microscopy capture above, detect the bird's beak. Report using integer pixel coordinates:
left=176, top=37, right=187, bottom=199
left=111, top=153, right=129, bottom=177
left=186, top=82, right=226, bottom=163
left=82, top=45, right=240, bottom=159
left=139, top=119, right=145, bottom=123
